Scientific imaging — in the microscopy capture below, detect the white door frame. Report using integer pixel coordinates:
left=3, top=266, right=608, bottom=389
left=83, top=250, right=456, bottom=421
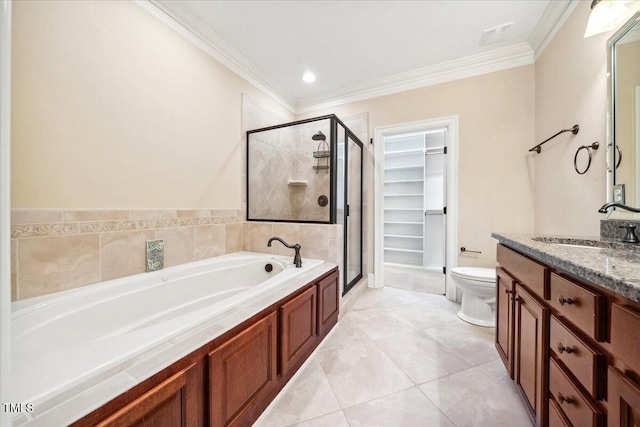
left=1, top=0, right=11, bottom=423
left=373, top=116, right=459, bottom=301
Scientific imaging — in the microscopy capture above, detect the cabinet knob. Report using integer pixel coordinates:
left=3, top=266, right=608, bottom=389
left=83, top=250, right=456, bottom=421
left=558, top=295, right=574, bottom=305
left=557, top=392, right=573, bottom=404
left=513, top=296, right=522, bottom=303
left=505, top=289, right=513, bottom=295
left=557, top=343, right=573, bottom=354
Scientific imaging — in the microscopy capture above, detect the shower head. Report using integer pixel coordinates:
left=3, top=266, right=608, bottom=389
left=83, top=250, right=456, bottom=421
left=312, top=131, right=326, bottom=141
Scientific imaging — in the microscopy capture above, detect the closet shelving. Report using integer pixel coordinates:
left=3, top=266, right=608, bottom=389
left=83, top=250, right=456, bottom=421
left=383, top=130, right=446, bottom=268
left=383, top=135, right=426, bottom=266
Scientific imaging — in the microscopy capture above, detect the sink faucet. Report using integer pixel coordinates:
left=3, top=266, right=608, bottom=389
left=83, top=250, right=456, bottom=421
left=267, top=237, right=302, bottom=268
left=598, top=202, right=640, bottom=214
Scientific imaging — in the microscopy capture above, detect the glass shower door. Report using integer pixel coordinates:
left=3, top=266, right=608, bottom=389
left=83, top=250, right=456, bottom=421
left=344, top=133, right=362, bottom=293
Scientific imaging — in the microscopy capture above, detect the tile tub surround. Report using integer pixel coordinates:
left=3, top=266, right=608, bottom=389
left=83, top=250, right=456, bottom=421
left=255, top=287, right=531, bottom=427
left=243, top=221, right=345, bottom=289
left=492, top=232, right=640, bottom=302
left=11, top=208, right=244, bottom=300
left=13, top=261, right=337, bottom=427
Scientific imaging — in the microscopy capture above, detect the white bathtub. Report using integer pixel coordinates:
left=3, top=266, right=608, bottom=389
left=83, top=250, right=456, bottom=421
left=11, top=252, right=324, bottom=405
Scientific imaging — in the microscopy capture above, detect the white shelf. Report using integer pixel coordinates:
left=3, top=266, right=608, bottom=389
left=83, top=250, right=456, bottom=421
left=384, top=208, right=423, bottom=211
left=385, top=149, right=423, bottom=156
left=385, top=165, right=424, bottom=171
left=384, top=247, right=424, bottom=253
left=384, top=234, right=422, bottom=239
left=384, top=221, right=423, bottom=225
left=384, top=193, right=423, bottom=197
left=384, top=179, right=423, bottom=184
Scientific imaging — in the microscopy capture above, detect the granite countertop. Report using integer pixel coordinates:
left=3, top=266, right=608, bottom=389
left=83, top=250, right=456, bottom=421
left=491, top=233, right=640, bottom=303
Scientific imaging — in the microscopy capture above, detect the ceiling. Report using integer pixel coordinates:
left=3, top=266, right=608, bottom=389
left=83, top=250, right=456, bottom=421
left=152, top=0, right=576, bottom=112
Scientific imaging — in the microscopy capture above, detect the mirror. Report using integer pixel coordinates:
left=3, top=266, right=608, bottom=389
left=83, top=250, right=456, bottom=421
left=609, top=12, right=640, bottom=214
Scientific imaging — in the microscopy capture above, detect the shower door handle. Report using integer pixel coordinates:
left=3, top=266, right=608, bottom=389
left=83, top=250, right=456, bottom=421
left=346, top=204, right=350, bottom=217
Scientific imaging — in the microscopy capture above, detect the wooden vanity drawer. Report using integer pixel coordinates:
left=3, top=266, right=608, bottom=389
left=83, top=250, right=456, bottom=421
left=497, top=244, right=549, bottom=299
left=549, top=397, right=572, bottom=427
left=548, top=273, right=606, bottom=341
left=610, top=303, right=640, bottom=375
left=549, top=358, right=604, bottom=427
left=550, top=315, right=605, bottom=399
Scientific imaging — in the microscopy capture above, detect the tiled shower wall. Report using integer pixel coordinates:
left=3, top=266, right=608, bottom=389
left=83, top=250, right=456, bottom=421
left=10, top=209, right=244, bottom=301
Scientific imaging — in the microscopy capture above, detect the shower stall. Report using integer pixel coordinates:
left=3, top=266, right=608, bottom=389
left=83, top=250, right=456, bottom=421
left=246, top=114, right=363, bottom=295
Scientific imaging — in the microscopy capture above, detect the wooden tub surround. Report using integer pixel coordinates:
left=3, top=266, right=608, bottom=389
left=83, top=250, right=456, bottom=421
left=71, top=267, right=340, bottom=427
left=493, top=235, right=640, bottom=427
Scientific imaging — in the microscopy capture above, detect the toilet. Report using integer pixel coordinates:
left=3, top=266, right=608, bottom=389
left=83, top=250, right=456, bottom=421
left=451, top=267, right=496, bottom=327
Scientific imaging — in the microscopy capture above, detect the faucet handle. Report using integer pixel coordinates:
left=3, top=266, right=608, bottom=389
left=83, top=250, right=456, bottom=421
left=619, top=224, right=640, bottom=244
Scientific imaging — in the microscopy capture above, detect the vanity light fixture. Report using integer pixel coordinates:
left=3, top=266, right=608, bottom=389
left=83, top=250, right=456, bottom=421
left=302, top=71, right=316, bottom=83
left=584, top=0, right=640, bottom=37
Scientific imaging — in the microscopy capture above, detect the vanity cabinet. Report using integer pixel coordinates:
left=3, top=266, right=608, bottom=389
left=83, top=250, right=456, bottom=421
left=497, top=243, right=640, bottom=427
left=74, top=267, right=340, bottom=427
left=496, top=267, right=515, bottom=377
left=513, top=284, right=549, bottom=426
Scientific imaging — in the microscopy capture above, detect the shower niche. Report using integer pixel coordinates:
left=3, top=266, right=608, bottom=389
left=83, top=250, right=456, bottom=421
left=247, top=114, right=363, bottom=294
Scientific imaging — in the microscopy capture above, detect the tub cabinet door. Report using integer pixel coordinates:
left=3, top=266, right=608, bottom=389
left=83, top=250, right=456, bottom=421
left=514, top=284, right=549, bottom=427
left=281, top=285, right=318, bottom=376
left=209, top=311, right=278, bottom=427
left=94, top=363, right=202, bottom=427
left=317, top=270, right=339, bottom=337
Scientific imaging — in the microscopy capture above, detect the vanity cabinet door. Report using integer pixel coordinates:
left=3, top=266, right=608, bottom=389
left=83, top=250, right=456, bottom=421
left=608, top=367, right=640, bottom=427
left=281, top=285, right=318, bottom=376
left=514, top=284, right=549, bottom=427
left=94, top=363, right=202, bottom=427
left=209, top=312, right=278, bottom=427
left=496, top=267, right=515, bottom=378
left=317, top=270, right=339, bottom=337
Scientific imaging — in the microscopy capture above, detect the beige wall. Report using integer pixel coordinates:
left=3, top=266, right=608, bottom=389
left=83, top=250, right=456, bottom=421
left=11, top=0, right=293, bottom=209
left=299, top=65, right=537, bottom=269
left=534, top=1, right=613, bottom=235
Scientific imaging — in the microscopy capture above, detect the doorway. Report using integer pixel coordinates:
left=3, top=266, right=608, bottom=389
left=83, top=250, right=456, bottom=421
left=374, top=117, right=458, bottom=300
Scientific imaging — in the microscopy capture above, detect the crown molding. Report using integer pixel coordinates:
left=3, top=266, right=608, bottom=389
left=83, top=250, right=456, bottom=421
left=529, top=0, right=579, bottom=60
left=134, top=0, right=567, bottom=115
left=133, top=0, right=296, bottom=113
left=296, top=43, right=534, bottom=114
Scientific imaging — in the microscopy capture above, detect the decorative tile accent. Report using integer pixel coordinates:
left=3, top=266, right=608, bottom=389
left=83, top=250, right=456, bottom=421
left=136, top=218, right=180, bottom=230
left=78, top=221, right=137, bottom=234
left=11, top=223, right=78, bottom=238
left=178, top=217, right=211, bottom=227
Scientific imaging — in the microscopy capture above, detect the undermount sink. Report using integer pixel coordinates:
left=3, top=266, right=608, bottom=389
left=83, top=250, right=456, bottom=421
left=531, top=236, right=639, bottom=251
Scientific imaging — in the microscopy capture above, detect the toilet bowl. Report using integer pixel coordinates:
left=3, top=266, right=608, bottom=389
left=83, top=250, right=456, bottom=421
left=451, top=267, right=496, bottom=327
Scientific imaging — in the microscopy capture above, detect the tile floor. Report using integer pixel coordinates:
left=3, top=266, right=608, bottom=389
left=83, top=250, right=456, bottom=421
left=254, top=286, right=532, bottom=427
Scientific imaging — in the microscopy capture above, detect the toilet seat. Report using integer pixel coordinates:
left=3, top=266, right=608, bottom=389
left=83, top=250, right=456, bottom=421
left=451, top=267, right=495, bottom=284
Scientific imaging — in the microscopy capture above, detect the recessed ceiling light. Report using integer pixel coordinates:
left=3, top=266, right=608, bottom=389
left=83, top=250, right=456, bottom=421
left=302, top=71, right=316, bottom=83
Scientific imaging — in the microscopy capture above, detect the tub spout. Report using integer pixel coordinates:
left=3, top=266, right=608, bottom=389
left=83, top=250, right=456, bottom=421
left=267, top=237, right=302, bottom=268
